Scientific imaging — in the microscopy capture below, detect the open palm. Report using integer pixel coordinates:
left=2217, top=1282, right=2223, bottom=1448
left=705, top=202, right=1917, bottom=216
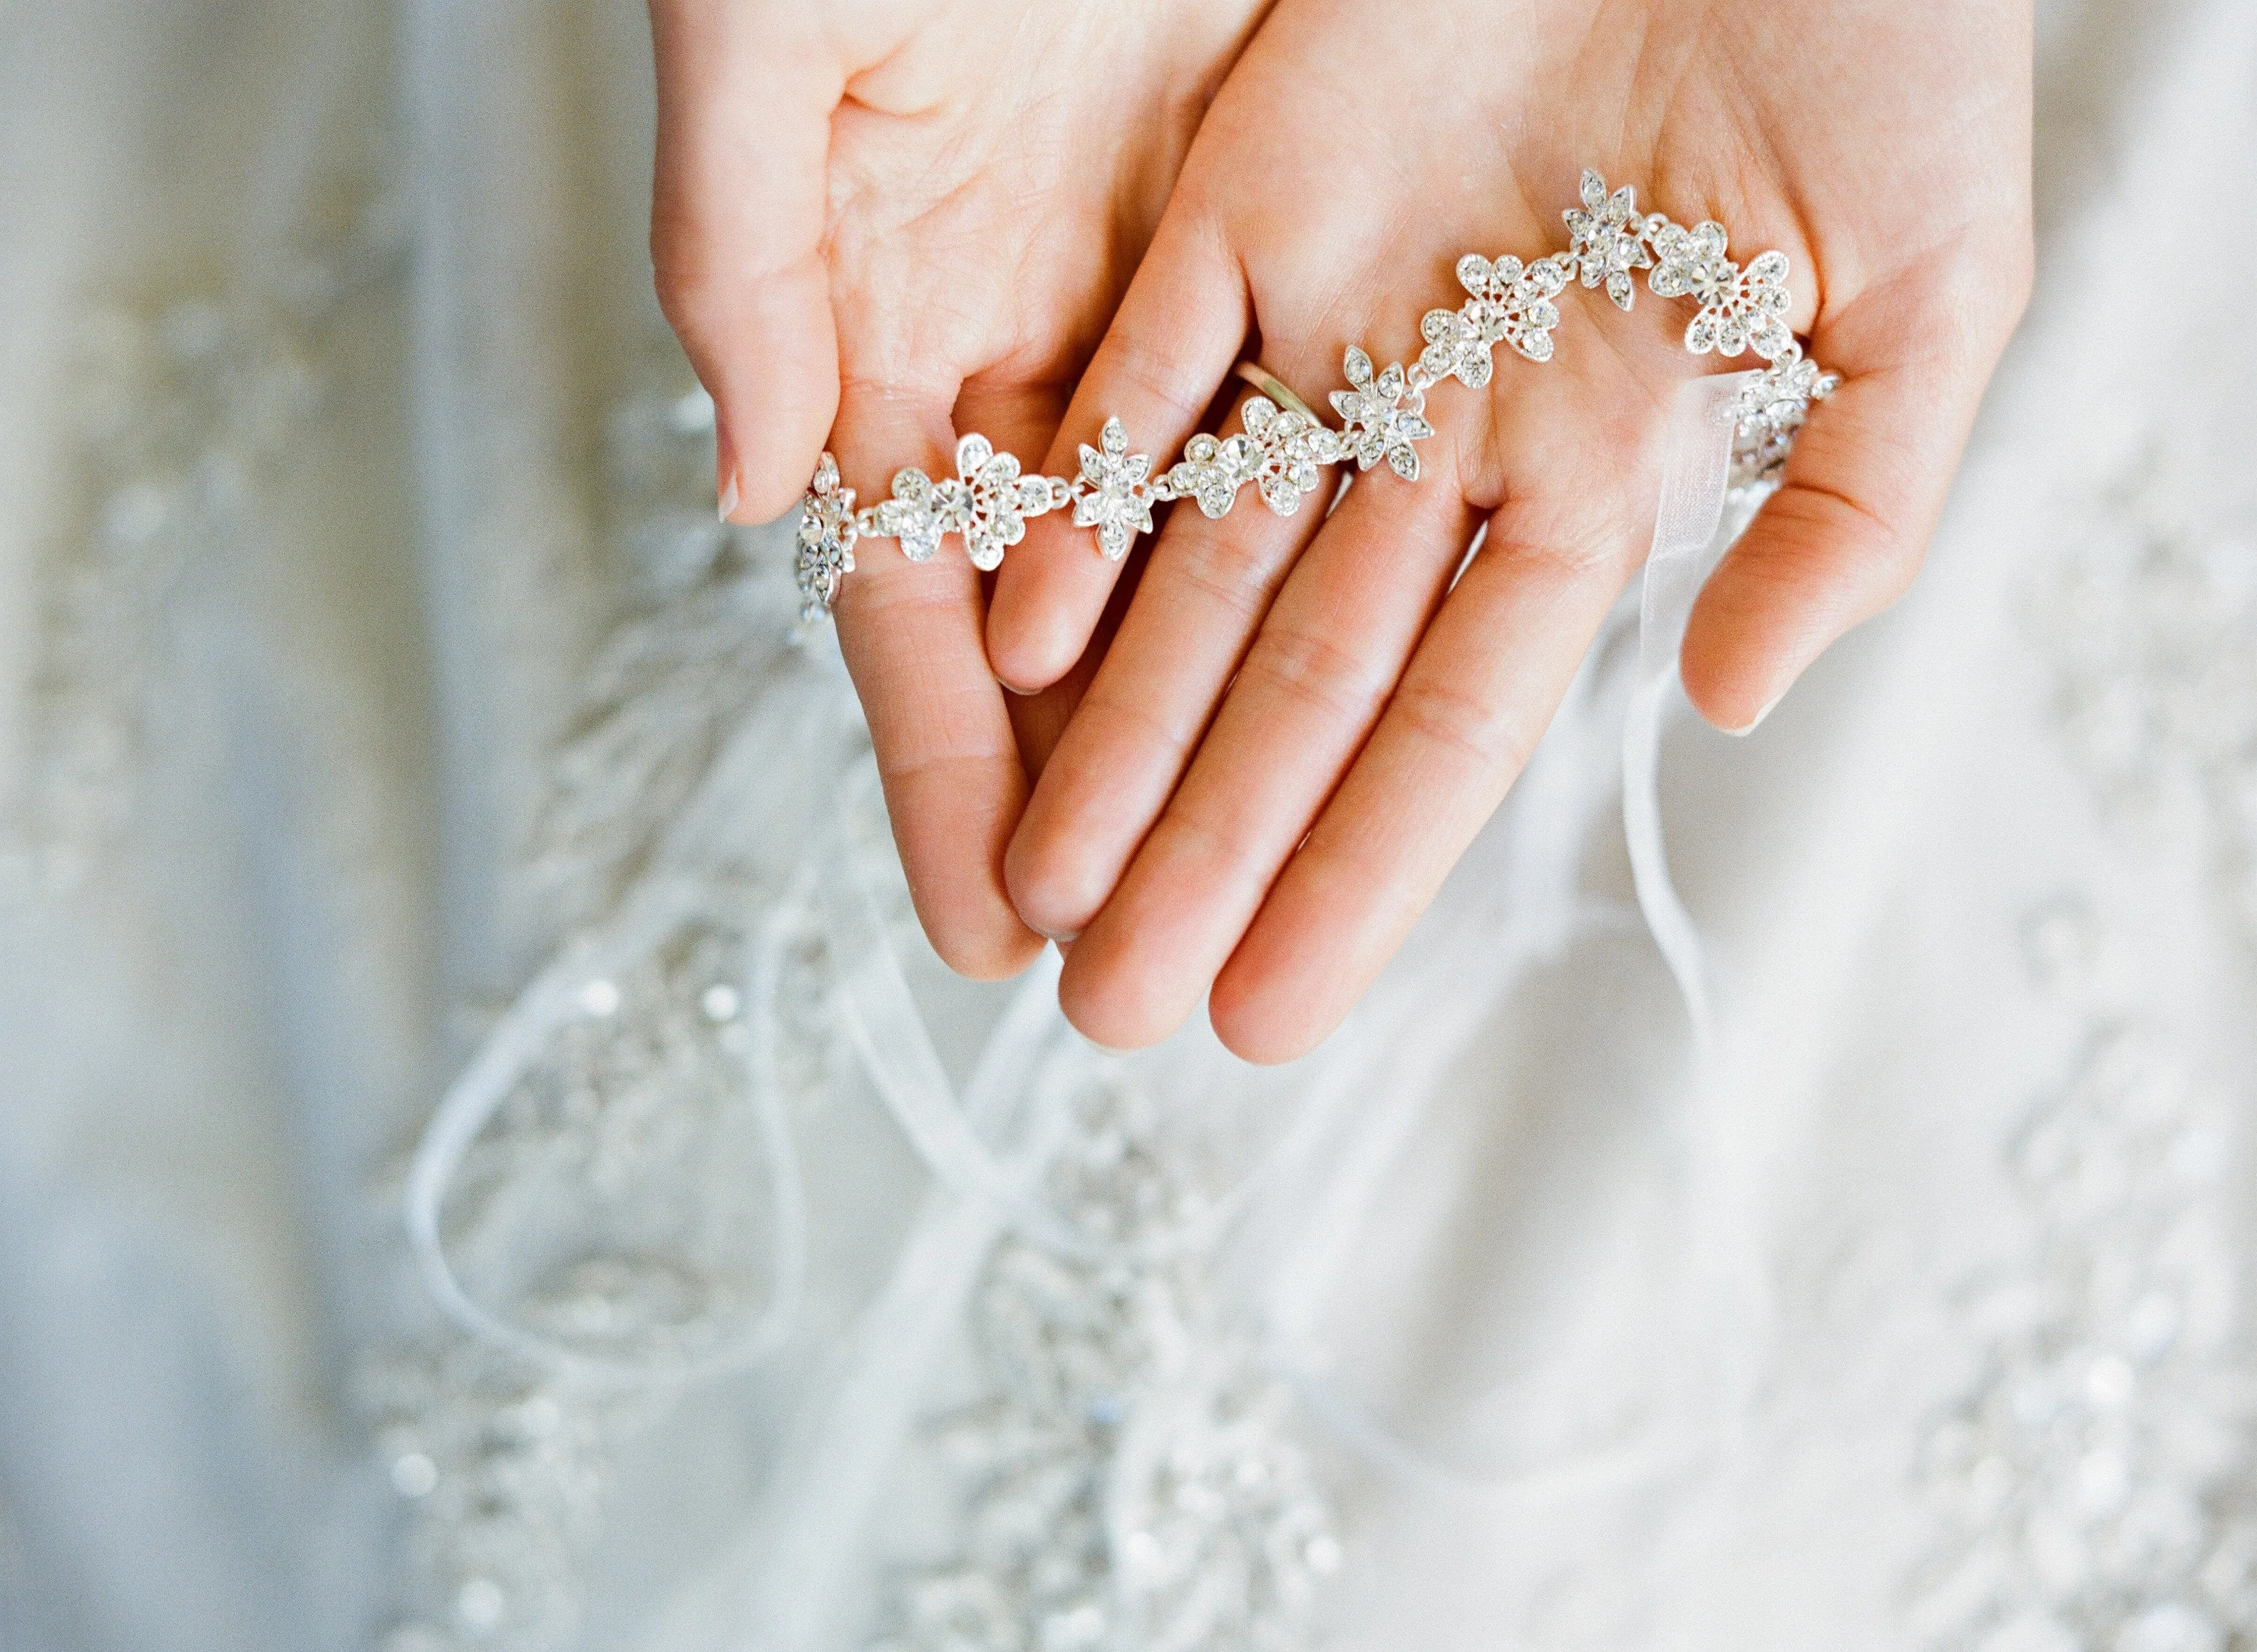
left=647, top=0, right=1270, bottom=976
left=983, top=0, right=2033, bottom=1057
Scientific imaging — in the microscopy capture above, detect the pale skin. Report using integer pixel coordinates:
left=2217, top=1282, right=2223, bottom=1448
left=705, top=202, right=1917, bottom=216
left=648, top=0, right=1273, bottom=978
left=651, top=0, right=2035, bottom=1059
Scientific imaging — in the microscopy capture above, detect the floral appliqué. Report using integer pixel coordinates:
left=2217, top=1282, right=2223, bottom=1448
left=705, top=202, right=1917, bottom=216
left=1417, top=253, right=1570, bottom=387
left=1069, top=417, right=1158, bottom=560
left=1649, top=220, right=1794, bottom=360
left=1330, top=348, right=1434, bottom=482
left=955, top=433, right=1069, bottom=571
left=1161, top=430, right=1261, bottom=520
left=1561, top=170, right=1657, bottom=311
left=793, top=452, right=858, bottom=621
left=1240, top=396, right=1341, bottom=515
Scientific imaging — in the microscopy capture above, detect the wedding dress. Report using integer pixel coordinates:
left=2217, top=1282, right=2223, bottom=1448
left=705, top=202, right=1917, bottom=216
left=2, top=2, right=2254, bottom=1650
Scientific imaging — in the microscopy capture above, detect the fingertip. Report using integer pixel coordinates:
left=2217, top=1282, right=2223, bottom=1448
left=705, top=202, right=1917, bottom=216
left=1206, top=975, right=1330, bottom=1066
left=986, top=564, right=1099, bottom=694
left=878, top=752, right=1049, bottom=984
left=1678, top=631, right=1791, bottom=735
left=898, top=838, right=1049, bottom=982
left=928, top=917, right=1048, bottom=983
left=1003, top=812, right=1108, bottom=949
left=1680, top=474, right=1914, bottom=733
left=1054, top=951, right=1176, bottom=1055
left=720, top=259, right=841, bottom=524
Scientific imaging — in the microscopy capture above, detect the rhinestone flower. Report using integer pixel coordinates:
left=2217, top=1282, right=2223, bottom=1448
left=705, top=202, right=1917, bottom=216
left=1068, top=417, right=1158, bottom=560
left=1650, top=221, right=1794, bottom=360
left=1647, top=219, right=1735, bottom=305
left=1161, top=430, right=1260, bottom=520
left=1239, top=396, right=1339, bottom=516
left=792, top=451, right=858, bottom=621
left=1562, top=170, right=1658, bottom=311
left=1417, top=253, right=1570, bottom=388
left=953, top=433, right=1069, bottom=571
left=1728, top=346, right=1841, bottom=487
left=1734, top=347, right=1840, bottom=433
left=865, top=464, right=970, bottom=563
left=1329, top=348, right=1434, bottom=482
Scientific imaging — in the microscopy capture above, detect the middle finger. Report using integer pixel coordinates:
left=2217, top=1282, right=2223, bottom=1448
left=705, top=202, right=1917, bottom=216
left=1002, top=379, right=1337, bottom=941
left=1051, top=437, right=1482, bottom=1050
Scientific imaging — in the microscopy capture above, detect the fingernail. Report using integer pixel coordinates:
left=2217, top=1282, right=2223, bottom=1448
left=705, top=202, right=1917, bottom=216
left=716, top=414, right=741, bottom=523
left=1033, top=925, right=1081, bottom=944
left=1724, top=688, right=1786, bottom=738
left=995, top=673, right=1038, bottom=697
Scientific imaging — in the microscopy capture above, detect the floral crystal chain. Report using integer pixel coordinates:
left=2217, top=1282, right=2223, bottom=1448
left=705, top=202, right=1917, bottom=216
left=792, top=169, right=1841, bottom=623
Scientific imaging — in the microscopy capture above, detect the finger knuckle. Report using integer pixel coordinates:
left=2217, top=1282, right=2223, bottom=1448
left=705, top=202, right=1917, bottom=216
left=1163, top=529, right=1287, bottom=629
left=1238, top=621, right=1392, bottom=728
left=1101, top=334, right=1221, bottom=428
left=647, top=207, right=719, bottom=321
left=1389, top=674, right=1530, bottom=776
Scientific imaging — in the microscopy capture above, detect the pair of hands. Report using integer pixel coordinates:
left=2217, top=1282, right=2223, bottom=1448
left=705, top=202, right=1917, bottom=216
left=649, top=0, right=2033, bottom=1063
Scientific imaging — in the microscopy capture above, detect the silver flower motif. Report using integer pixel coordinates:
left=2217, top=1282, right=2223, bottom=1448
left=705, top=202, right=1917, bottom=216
left=1650, top=220, right=1794, bottom=360
left=1647, top=219, right=1734, bottom=304
left=1734, top=348, right=1840, bottom=433
left=865, top=464, right=970, bottom=563
left=1728, top=346, right=1841, bottom=487
left=1161, top=430, right=1260, bottom=520
left=1069, top=417, right=1158, bottom=560
left=792, top=451, right=858, bottom=621
left=1562, top=170, right=1657, bottom=311
left=1240, top=396, right=1340, bottom=516
left=1416, top=253, right=1570, bottom=388
left=1329, top=348, right=1434, bottom=482
left=954, top=432, right=1069, bottom=571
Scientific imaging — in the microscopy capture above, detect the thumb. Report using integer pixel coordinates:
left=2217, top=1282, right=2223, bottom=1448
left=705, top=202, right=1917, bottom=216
left=1680, top=251, right=2028, bottom=732
left=647, top=0, right=841, bottom=523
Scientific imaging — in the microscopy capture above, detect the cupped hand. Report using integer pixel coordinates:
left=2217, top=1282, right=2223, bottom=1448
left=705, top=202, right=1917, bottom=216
left=985, top=0, right=2033, bottom=1057
left=646, top=0, right=1269, bottom=977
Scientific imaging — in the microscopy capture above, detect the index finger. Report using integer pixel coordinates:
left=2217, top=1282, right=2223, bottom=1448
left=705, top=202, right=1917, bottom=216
left=828, top=381, right=1045, bottom=981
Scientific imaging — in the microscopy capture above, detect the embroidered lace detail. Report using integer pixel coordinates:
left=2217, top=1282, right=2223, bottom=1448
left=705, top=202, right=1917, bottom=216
left=366, top=358, right=836, bottom=1652
left=2033, top=463, right=2257, bottom=946
left=1906, top=902, right=2251, bottom=1652
left=369, top=890, right=831, bottom=1651
left=2, top=203, right=404, bottom=894
left=0, top=301, right=318, bottom=891
left=524, top=379, right=813, bottom=938
left=358, top=1343, right=653, bottom=1652
left=870, top=1075, right=1339, bottom=1652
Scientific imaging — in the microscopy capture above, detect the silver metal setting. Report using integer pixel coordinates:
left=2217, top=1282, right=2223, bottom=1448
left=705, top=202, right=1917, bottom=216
left=1241, top=395, right=1340, bottom=515
left=1067, top=416, right=1158, bottom=562
left=793, top=452, right=858, bottom=622
left=1563, top=170, right=1659, bottom=311
left=784, top=165, right=1851, bottom=623
left=1417, top=253, right=1570, bottom=387
left=1566, top=166, right=1842, bottom=489
left=1160, top=430, right=1260, bottom=520
left=1330, top=348, right=1434, bottom=482
left=860, top=464, right=967, bottom=564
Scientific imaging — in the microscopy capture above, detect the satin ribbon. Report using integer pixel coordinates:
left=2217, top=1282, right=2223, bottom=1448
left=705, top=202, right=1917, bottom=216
left=1256, top=369, right=1764, bottom=1503
left=1623, top=369, right=1755, bottom=1048
left=403, top=872, right=811, bottom=1385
